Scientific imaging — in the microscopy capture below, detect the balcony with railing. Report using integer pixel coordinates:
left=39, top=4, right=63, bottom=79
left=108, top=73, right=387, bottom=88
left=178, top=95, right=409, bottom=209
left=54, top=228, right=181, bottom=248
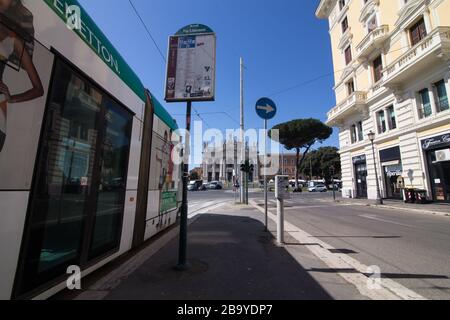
left=327, top=91, right=368, bottom=126
left=356, top=25, right=389, bottom=60
left=383, top=27, right=450, bottom=86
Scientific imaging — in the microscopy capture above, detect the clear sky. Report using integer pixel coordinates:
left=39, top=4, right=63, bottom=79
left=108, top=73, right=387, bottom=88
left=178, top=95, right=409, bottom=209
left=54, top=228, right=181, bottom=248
left=78, top=0, right=338, bottom=152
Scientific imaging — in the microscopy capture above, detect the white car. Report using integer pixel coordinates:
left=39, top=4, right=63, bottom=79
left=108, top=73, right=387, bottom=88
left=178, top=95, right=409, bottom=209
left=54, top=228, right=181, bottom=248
left=308, top=184, right=328, bottom=192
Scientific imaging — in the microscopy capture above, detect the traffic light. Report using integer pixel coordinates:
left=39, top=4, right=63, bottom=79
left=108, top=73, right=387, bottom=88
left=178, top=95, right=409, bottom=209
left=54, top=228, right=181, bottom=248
left=240, top=161, right=254, bottom=174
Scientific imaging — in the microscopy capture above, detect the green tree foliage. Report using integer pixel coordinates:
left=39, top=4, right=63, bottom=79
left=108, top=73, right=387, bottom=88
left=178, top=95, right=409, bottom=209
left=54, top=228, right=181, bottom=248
left=189, top=170, right=200, bottom=181
left=269, top=119, right=332, bottom=189
left=299, top=147, right=341, bottom=182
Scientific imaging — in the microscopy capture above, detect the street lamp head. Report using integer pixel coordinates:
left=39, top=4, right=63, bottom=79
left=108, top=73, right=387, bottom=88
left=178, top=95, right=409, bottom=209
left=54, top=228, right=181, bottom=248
left=368, top=131, right=375, bottom=142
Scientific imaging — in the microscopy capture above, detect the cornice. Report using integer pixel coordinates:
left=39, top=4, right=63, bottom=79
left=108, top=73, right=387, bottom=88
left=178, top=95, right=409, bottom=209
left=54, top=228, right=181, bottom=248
left=316, top=0, right=336, bottom=19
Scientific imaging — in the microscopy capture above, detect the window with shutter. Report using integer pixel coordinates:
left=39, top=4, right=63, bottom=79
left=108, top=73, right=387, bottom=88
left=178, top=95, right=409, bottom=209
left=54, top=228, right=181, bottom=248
left=345, top=46, right=352, bottom=65
left=409, top=18, right=427, bottom=46
left=372, top=55, right=383, bottom=83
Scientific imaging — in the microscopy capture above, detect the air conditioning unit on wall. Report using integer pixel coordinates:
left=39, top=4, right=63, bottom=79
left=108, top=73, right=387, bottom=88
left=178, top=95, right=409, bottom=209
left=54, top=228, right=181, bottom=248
left=435, top=149, right=450, bottom=162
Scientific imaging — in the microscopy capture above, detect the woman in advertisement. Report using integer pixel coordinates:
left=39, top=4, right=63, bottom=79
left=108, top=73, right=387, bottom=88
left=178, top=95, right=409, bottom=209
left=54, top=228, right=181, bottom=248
left=0, top=0, right=44, bottom=151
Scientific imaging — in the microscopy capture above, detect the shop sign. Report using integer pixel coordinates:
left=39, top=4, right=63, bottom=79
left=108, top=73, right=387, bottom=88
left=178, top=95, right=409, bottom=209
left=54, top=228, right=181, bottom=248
left=422, top=134, right=450, bottom=151
left=352, top=155, right=366, bottom=164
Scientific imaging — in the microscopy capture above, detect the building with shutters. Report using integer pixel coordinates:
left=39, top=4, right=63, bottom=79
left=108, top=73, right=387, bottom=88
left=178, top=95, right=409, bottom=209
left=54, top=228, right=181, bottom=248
left=316, top=0, right=450, bottom=202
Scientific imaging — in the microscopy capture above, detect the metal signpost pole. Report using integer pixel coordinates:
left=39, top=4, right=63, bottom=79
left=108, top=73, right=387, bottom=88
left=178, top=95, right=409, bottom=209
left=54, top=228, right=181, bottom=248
left=333, top=181, right=336, bottom=201
left=255, top=98, right=277, bottom=231
left=246, top=169, right=249, bottom=205
left=177, top=101, right=191, bottom=270
left=234, top=176, right=237, bottom=204
left=331, top=166, right=336, bottom=202
left=264, top=119, right=268, bottom=231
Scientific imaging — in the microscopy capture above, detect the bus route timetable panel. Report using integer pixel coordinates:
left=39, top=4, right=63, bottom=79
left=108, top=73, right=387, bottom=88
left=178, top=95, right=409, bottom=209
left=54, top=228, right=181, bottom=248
left=165, top=33, right=216, bottom=102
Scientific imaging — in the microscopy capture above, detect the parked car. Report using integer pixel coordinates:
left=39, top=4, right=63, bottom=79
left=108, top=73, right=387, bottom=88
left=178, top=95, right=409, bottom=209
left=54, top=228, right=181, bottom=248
left=188, top=181, right=199, bottom=191
left=188, top=180, right=204, bottom=191
left=208, top=181, right=223, bottom=190
left=308, top=184, right=328, bottom=192
left=289, top=180, right=305, bottom=188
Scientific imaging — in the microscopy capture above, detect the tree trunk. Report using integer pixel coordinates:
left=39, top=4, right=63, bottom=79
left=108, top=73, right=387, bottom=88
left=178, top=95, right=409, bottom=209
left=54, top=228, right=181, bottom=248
left=297, top=145, right=313, bottom=171
left=295, top=148, right=300, bottom=190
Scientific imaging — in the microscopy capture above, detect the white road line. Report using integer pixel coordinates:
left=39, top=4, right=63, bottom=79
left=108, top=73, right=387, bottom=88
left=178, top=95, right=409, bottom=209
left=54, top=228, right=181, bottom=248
left=285, top=205, right=345, bottom=209
left=249, top=200, right=426, bottom=300
left=188, top=201, right=228, bottom=219
left=359, top=214, right=415, bottom=228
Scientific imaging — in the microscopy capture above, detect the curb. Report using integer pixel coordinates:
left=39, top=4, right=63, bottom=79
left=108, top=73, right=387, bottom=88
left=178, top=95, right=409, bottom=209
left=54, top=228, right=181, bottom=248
left=336, top=200, right=450, bottom=218
left=368, top=204, right=450, bottom=217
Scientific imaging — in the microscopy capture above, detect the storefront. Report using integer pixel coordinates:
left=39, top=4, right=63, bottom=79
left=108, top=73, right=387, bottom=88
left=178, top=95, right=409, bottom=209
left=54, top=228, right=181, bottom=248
left=353, top=155, right=367, bottom=198
left=422, top=133, right=450, bottom=202
left=379, top=146, right=404, bottom=199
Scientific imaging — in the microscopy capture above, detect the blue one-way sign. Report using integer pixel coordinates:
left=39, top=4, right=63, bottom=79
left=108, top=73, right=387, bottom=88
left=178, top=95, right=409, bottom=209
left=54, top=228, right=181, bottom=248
left=255, top=98, right=277, bottom=120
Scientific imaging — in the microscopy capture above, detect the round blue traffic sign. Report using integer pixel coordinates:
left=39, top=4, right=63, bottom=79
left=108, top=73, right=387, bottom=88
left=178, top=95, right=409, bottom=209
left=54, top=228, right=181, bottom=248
left=255, top=98, right=277, bottom=120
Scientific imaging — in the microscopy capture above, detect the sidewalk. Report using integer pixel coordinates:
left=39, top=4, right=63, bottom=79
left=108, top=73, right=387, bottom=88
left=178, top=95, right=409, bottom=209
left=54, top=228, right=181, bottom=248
left=65, top=202, right=366, bottom=300
left=338, top=198, right=450, bottom=217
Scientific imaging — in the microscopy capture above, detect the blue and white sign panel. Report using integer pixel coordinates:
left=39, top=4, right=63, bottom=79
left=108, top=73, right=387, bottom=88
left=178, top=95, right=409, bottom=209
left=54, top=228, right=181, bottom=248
left=256, top=98, right=277, bottom=120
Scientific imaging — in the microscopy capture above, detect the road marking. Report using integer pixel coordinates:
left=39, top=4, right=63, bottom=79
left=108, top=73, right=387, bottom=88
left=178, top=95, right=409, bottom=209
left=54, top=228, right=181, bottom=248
left=359, top=214, right=415, bottom=228
left=189, top=201, right=228, bottom=218
left=285, top=205, right=354, bottom=210
left=249, top=200, right=426, bottom=300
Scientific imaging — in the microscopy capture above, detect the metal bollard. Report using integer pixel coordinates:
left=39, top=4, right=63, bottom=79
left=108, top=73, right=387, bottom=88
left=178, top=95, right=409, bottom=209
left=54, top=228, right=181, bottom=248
left=277, top=198, right=284, bottom=244
left=275, top=175, right=289, bottom=245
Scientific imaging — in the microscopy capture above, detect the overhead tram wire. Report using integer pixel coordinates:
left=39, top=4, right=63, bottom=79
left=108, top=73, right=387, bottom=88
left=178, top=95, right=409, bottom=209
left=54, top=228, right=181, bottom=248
left=262, top=41, right=434, bottom=99
left=128, top=0, right=166, bottom=63
left=172, top=111, right=241, bottom=126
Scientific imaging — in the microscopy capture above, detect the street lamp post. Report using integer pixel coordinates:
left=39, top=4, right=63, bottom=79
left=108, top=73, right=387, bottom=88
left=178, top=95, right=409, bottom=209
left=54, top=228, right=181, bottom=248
left=368, top=131, right=383, bottom=205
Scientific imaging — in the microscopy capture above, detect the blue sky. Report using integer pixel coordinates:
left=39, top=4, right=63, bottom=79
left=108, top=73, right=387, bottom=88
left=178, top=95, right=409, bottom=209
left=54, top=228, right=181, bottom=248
left=79, top=0, right=338, bottom=150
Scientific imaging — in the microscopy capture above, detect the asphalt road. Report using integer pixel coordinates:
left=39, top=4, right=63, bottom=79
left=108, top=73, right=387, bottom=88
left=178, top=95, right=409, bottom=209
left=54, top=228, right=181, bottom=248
left=189, top=189, right=450, bottom=299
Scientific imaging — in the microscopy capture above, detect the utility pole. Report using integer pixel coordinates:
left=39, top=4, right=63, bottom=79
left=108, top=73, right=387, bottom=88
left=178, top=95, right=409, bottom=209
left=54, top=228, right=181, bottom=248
left=240, top=57, right=245, bottom=204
